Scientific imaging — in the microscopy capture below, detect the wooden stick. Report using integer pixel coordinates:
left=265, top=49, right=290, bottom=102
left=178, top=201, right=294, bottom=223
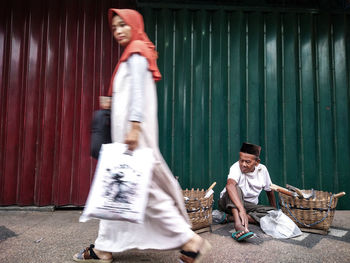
left=286, top=184, right=304, bottom=198
left=270, top=183, right=295, bottom=197
left=207, top=182, right=216, bottom=192
left=334, top=192, right=346, bottom=198
left=271, top=183, right=289, bottom=192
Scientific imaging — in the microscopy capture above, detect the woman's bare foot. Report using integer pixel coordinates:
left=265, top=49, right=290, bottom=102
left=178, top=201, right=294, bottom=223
left=73, top=244, right=112, bottom=262
left=180, top=234, right=212, bottom=263
left=181, top=233, right=203, bottom=252
left=93, top=248, right=113, bottom=260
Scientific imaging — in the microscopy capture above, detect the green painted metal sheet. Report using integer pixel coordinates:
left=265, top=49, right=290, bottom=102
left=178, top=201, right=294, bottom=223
left=140, top=7, right=350, bottom=209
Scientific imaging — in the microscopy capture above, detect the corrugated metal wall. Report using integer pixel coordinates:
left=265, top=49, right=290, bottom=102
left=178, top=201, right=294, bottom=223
left=0, top=0, right=135, bottom=206
left=1, top=1, right=349, bottom=209
left=140, top=6, right=350, bottom=209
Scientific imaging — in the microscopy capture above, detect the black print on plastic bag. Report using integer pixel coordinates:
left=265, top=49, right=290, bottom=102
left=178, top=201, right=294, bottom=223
left=101, top=163, right=141, bottom=214
left=104, top=167, right=137, bottom=203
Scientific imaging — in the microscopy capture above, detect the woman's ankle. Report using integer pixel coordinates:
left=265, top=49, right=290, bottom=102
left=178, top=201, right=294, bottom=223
left=181, top=234, right=202, bottom=252
left=93, top=248, right=113, bottom=260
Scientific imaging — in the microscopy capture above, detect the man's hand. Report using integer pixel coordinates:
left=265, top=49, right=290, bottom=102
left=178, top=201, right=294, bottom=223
left=238, top=210, right=249, bottom=232
left=125, top=122, right=141, bottom=151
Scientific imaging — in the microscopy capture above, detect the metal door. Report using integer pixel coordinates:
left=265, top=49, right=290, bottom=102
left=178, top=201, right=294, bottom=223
left=139, top=6, right=350, bottom=208
left=0, top=0, right=134, bottom=206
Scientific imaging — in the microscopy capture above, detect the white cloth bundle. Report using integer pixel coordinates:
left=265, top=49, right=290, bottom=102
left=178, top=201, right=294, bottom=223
left=260, top=210, right=302, bottom=239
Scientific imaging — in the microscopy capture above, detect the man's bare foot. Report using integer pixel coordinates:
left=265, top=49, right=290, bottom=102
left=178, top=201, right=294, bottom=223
left=233, top=224, right=249, bottom=239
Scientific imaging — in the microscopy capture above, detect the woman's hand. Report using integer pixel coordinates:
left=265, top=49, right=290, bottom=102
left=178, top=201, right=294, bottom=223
left=125, top=122, right=141, bottom=151
left=99, top=96, right=111, bottom=109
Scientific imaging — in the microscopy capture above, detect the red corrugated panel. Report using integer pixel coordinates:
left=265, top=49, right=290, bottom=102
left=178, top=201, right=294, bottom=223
left=0, top=0, right=135, bottom=206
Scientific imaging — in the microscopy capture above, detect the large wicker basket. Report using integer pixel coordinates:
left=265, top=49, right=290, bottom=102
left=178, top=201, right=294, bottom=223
left=279, top=190, right=344, bottom=235
left=182, top=185, right=215, bottom=232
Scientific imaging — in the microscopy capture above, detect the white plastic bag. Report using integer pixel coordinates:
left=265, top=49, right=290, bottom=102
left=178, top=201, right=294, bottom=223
left=260, top=210, right=302, bottom=239
left=212, top=210, right=226, bottom=224
left=80, top=143, right=154, bottom=224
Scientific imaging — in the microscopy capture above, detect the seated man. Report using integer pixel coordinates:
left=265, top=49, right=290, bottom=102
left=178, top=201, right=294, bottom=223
left=218, top=142, right=276, bottom=241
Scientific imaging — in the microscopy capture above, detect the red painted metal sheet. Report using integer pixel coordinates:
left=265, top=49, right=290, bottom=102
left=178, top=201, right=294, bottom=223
left=0, top=0, right=135, bottom=206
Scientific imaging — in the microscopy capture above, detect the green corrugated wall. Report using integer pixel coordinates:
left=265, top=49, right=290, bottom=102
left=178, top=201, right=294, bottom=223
left=140, top=6, right=350, bottom=209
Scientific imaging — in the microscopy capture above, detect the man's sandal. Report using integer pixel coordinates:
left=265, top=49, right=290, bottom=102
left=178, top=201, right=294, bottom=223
left=179, top=239, right=212, bottom=263
left=73, top=244, right=113, bottom=263
left=232, top=231, right=254, bottom=242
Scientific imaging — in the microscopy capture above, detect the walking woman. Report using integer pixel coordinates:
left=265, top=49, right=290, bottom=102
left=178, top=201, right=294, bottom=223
left=73, top=9, right=211, bottom=263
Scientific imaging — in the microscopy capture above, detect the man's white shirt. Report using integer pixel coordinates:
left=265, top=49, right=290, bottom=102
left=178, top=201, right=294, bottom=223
left=220, top=161, right=272, bottom=205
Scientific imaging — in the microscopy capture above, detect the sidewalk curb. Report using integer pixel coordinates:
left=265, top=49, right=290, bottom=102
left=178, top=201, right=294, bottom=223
left=0, top=206, right=55, bottom=212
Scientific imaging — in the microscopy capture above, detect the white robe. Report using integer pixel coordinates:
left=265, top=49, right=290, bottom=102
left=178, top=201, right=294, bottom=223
left=94, top=61, right=193, bottom=252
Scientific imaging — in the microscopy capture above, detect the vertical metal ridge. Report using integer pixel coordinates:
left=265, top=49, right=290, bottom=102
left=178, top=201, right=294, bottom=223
left=99, top=0, right=106, bottom=97
left=227, top=11, right=231, bottom=166
left=329, top=19, right=339, bottom=191
left=208, top=12, right=212, bottom=179
left=0, top=13, right=5, bottom=203
left=17, top=7, right=29, bottom=204
left=281, top=14, right=287, bottom=184
left=314, top=14, right=322, bottom=189
left=171, top=9, right=175, bottom=170
left=189, top=12, right=194, bottom=185
left=59, top=6, right=70, bottom=204
left=0, top=7, right=12, bottom=204
left=296, top=14, right=305, bottom=187
left=245, top=14, right=249, bottom=140
left=263, top=14, right=267, bottom=162
left=75, top=2, right=86, bottom=203
left=154, top=9, right=158, bottom=48
left=52, top=2, right=62, bottom=205
left=92, top=0, right=101, bottom=183
left=182, top=9, right=188, bottom=183
left=347, top=14, right=350, bottom=110
left=343, top=14, right=350, bottom=194
left=34, top=2, right=48, bottom=205
left=70, top=2, right=79, bottom=204
left=52, top=6, right=65, bottom=204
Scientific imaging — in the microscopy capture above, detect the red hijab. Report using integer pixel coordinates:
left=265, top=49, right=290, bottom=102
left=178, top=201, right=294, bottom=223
left=107, top=9, right=162, bottom=96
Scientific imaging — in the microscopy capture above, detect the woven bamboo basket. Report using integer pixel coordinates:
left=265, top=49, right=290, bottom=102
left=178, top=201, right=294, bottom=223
left=279, top=190, right=344, bottom=234
left=182, top=183, right=215, bottom=231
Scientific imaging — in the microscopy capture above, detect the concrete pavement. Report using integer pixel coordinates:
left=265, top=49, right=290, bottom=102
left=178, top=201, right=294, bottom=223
left=1, top=209, right=350, bottom=263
